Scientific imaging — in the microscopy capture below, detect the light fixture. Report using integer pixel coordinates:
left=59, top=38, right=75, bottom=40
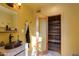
left=6, top=3, right=22, bottom=9
left=6, top=3, right=14, bottom=7
left=17, top=3, right=22, bottom=8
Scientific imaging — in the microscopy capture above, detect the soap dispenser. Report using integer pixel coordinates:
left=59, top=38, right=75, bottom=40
left=16, top=35, right=19, bottom=46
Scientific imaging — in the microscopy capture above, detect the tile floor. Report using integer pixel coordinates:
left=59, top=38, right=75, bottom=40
left=43, top=50, right=60, bottom=56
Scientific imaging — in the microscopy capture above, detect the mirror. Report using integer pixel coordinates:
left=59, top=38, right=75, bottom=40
left=0, top=5, right=17, bottom=45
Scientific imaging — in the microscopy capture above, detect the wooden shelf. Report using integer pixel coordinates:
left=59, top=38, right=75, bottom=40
left=48, top=40, right=60, bottom=43
left=49, top=27, right=61, bottom=31
left=48, top=32, right=60, bottom=35
left=48, top=36, right=60, bottom=39
left=48, top=43, right=60, bottom=49
left=0, top=30, right=17, bottom=33
left=0, top=27, right=17, bottom=33
left=48, top=47, right=61, bottom=52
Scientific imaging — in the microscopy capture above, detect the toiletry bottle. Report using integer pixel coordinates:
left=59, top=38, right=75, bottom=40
left=6, top=25, right=8, bottom=31
left=16, top=35, right=19, bottom=46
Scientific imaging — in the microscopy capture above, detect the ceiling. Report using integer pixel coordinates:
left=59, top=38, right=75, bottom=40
left=22, top=3, right=61, bottom=17
left=23, top=3, right=56, bottom=11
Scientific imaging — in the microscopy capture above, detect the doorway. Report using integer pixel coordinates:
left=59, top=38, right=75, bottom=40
left=48, top=15, right=61, bottom=56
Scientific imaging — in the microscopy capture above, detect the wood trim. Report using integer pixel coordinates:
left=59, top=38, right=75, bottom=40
left=45, top=17, right=48, bottom=54
left=39, top=17, right=48, bottom=20
left=36, top=16, right=39, bottom=56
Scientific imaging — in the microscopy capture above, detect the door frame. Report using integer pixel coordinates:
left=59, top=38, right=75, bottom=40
left=39, top=17, right=48, bottom=54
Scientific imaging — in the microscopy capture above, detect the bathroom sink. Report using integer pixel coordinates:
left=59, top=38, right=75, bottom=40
left=4, top=41, right=22, bottom=49
left=4, top=43, right=14, bottom=49
left=4, top=43, right=22, bottom=49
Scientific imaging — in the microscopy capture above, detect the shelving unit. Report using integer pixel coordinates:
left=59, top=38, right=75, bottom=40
left=48, top=15, right=61, bottom=53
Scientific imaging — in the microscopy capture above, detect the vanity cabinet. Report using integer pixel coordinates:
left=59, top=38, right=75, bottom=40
left=16, top=50, right=25, bottom=56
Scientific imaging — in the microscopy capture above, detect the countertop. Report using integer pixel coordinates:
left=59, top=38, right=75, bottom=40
left=0, top=44, right=25, bottom=56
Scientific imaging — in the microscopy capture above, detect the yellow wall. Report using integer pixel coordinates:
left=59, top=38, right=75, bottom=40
left=13, top=4, right=33, bottom=43
left=0, top=4, right=33, bottom=45
left=35, top=4, right=79, bottom=55
left=1, top=3, right=79, bottom=56
left=0, top=11, right=13, bottom=27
